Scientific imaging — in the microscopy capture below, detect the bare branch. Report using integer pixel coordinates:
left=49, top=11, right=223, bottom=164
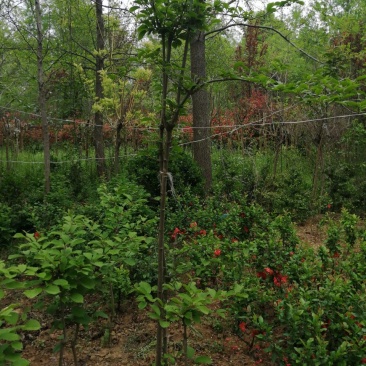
left=205, top=22, right=322, bottom=64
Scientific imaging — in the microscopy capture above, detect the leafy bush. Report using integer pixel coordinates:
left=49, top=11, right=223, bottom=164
left=326, top=121, right=366, bottom=213
left=126, top=144, right=204, bottom=198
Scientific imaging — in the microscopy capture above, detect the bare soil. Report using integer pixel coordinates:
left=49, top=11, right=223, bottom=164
left=22, top=301, right=266, bottom=366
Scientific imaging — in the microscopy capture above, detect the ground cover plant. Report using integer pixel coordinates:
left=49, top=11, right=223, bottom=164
left=1, top=173, right=366, bottom=365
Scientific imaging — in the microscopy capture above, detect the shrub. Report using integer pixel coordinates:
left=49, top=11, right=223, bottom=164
left=126, top=144, right=204, bottom=198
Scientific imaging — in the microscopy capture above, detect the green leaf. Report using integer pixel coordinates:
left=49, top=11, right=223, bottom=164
left=53, top=279, right=69, bottom=288
left=11, top=341, right=23, bottom=351
left=70, top=293, right=84, bottom=303
left=159, top=320, right=170, bottom=328
left=8, top=357, right=29, bottom=366
left=124, top=258, right=136, bottom=266
left=94, top=311, right=109, bottom=319
left=17, top=264, right=27, bottom=273
left=4, top=281, right=25, bottom=290
left=79, top=278, right=95, bottom=289
left=151, top=303, right=161, bottom=316
left=138, top=301, right=147, bottom=310
left=23, top=319, right=41, bottom=331
left=45, top=285, right=60, bottom=295
left=187, top=345, right=195, bottom=359
left=5, top=312, right=19, bottom=325
left=0, top=289, right=4, bottom=299
left=13, top=233, right=25, bottom=239
left=129, top=5, right=139, bottom=12
left=138, top=281, right=152, bottom=295
left=24, top=288, right=43, bottom=299
left=194, top=355, right=212, bottom=364
left=197, top=306, right=210, bottom=315
left=0, top=331, right=20, bottom=341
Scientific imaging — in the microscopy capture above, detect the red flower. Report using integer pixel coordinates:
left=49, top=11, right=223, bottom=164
left=199, top=229, right=206, bottom=236
left=214, top=249, right=221, bottom=257
left=239, top=321, right=246, bottom=332
left=171, top=227, right=181, bottom=240
left=231, top=345, right=239, bottom=351
left=256, top=271, right=267, bottom=280
left=333, top=252, right=340, bottom=258
left=274, top=274, right=288, bottom=287
left=361, top=358, right=366, bottom=364
left=243, top=226, right=249, bottom=233
left=240, top=212, right=246, bottom=218
left=190, top=221, right=197, bottom=228
left=327, top=203, right=332, bottom=209
left=34, top=231, right=40, bottom=240
left=289, top=251, right=294, bottom=256
left=251, top=329, right=259, bottom=337
left=264, top=267, right=274, bottom=276
left=231, top=238, right=238, bottom=243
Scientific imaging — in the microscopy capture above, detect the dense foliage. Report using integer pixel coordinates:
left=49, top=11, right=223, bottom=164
left=1, top=0, right=366, bottom=364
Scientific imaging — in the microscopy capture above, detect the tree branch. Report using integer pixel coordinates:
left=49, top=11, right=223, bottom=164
left=205, top=22, right=322, bottom=64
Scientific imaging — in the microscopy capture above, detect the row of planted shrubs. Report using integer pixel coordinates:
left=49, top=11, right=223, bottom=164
left=1, top=172, right=366, bottom=365
left=2, top=131, right=366, bottom=247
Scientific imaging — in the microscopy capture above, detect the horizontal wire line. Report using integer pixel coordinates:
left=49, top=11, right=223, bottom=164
left=0, top=104, right=364, bottom=130
left=0, top=154, right=139, bottom=165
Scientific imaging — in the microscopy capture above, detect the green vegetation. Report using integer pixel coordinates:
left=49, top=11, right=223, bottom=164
left=1, top=0, right=366, bottom=364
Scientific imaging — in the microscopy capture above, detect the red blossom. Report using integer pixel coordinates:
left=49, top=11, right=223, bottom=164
left=239, top=321, right=246, bottom=332
left=231, top=345, right=239, bottom=351
left=274, top=274, right=288, bottom=287
left=361, top=358, right=366, bottom=364
left=199, top=229, right=207, bottom=236
left=289, top=251, right=294, bottom=256
left=333, top=252, right=340, bottom=258
left=190, top=222, right=197, bottom=228
left=251, top=329, right=260, bottom=337
left=264, top=267, right=274, bottom=276
left=171, top=227, right=182, bottom=240
left=34, top=231, right=40, bottom=240
left=240, top=212, right=246, bottom=218
left=327, top=203, right=332, bottom=209
left=214, top=249, right=221, bottom=257
left=256, top=271, right=267, bottom=280
left=231, top=238, right=238, bottom=243
left=243, top=226, right=249, bottom=233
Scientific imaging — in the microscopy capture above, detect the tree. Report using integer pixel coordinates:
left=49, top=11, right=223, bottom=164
left=190, top=9, right=212, bottom=191
left=94, top=0, right=106, bottom=177
left=34, top=0, right=51, bottom=193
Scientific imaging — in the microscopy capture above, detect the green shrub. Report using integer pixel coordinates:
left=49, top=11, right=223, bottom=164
left=126, top=144, right=204, bottom=198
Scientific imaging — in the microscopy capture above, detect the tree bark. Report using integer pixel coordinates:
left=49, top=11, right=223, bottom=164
left=94, top=0, right=106, bottom=177
left=190, top=30, right=212, bottom=192
left=35, top=0, right=51, bottom=194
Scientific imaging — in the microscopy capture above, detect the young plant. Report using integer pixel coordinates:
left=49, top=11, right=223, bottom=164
left=136, top=280, right=227, bottom=365
left=0, top=261, right=41, bottom=366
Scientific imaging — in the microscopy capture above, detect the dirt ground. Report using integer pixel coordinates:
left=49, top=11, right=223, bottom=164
left=22, top=302, right=266, bottom=366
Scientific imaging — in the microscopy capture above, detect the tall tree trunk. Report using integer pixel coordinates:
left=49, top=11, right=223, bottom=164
left=190, top=30, right=212, bottom=192
left=94, top=0, right=106, bottom=177
left=35, top=0, right=50, bottom=194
